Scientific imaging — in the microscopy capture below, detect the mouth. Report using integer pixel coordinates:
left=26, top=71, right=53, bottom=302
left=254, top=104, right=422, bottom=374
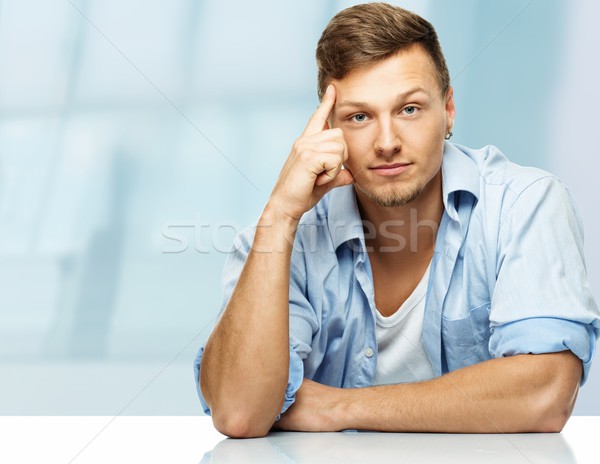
left=369, top=162, right=411, bottom=177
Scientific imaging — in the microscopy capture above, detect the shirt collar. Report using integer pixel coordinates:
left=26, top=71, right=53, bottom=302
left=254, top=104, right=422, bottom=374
left=327, top=142, right=480, bottom=249
left=327, top=184, right=365, bottom=251
left=441, top=141, right=480, bottom=221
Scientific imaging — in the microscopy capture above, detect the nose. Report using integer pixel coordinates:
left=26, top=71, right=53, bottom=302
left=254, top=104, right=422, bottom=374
left=374, top=117, right=401, bottom=157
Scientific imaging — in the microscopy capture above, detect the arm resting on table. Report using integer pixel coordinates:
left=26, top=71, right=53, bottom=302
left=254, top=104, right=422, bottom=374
left=277, top=350, right=582, bottom=433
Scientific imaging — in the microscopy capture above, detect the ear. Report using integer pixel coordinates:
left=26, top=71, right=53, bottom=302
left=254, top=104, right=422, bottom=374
left=445, top=86, right=456, bottom=131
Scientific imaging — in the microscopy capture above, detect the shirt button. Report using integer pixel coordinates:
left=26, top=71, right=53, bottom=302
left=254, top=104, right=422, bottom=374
left=364, top=347, right=374, bottom=358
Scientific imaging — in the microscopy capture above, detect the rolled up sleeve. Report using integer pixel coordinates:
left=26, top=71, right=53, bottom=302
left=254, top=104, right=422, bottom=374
left=489, top=177, right=600, bottom=384
left=193, top=345, right=211, bottom=415
left=193, top=226, right=317, bottom=417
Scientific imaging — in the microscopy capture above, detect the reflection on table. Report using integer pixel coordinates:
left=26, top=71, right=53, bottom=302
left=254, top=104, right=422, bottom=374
left=202, top=428, right=576, bottom=464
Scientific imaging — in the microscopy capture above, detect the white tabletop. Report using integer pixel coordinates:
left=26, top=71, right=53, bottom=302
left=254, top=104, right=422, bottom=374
left=0, top=415, right=595, bottom=463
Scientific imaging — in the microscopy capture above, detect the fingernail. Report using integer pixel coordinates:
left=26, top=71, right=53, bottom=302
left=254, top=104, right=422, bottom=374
left=326, top=84, right=333, bottom=95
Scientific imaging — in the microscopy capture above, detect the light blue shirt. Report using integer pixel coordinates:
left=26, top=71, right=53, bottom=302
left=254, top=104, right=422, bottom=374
left=194, top=142, right=600, bottom=417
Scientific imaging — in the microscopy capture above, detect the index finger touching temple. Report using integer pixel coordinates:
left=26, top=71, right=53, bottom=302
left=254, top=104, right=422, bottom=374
left=302, top=84, right=337, bottom=136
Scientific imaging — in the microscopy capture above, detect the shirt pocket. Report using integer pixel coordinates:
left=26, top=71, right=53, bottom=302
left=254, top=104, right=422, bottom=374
left=442, top=302, right=492, bottom=370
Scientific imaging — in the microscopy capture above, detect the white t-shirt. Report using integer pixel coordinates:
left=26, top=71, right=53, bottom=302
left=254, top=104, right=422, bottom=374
left=372, top=264, right=436, bottom=386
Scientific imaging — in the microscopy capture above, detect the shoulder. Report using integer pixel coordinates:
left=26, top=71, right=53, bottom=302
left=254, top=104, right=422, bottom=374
left=461, top=145, right=583, bottom=247
left=454, top=143, right=575, bottom=218
left=457, top=143, right=559, bottom=196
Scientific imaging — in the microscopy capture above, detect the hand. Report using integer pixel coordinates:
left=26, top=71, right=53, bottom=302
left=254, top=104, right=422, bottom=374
left=268, top=85, right=354, bottom=221
left=274, top=378, right=348, bottom=432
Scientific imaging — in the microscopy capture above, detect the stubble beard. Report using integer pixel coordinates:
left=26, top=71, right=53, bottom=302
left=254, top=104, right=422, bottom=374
left=356, top=180, right=426, bottom=208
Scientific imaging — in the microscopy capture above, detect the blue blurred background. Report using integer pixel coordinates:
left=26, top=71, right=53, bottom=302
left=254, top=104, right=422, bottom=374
left=1, top=0, right=599, bottom=415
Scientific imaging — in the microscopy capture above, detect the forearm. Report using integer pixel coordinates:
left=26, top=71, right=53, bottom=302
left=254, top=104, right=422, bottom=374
left=339, top=351, right=581, bottom=433
left=201, top=85, right=351, bottom=437
left=200, top=203, right=299, bottom=437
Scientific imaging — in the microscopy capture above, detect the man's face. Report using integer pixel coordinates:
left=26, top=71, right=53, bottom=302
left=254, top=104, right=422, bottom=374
left=330, top=44, right=455, bottom=208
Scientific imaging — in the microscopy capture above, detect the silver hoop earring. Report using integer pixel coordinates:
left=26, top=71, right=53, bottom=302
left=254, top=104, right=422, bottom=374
left=445, top=131, right=453, bottom=140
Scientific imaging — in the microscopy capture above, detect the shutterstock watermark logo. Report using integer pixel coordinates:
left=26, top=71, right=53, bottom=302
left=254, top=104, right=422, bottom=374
left=161, top=208, right=439, bottom=254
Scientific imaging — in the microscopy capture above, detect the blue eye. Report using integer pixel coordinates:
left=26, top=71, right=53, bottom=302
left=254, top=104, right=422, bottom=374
left=352, top=113, right=367, bottom=122
left=403, top=106, right=417, bottom=115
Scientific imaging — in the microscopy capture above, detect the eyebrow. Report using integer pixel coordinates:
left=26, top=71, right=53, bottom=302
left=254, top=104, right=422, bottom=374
left=336, top=86, right=430, bottom=110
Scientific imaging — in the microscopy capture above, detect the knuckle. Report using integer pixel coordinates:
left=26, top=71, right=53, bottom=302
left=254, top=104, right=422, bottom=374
left=292, top=138, right=305, bottom=153
left=327, top=154, right=341, bottom=168
left=299, top=150, right=313, bottom=162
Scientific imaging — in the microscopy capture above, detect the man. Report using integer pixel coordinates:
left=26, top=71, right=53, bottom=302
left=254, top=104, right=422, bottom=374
left=195, top=3, right=600, bottom=438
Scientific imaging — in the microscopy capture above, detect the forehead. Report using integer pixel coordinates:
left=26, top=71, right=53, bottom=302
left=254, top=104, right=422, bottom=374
left=332, top=45, right=441, bottom=102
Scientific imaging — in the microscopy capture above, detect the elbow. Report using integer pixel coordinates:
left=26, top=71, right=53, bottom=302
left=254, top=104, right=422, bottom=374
left=538, top=416, right=569, bottom=434
left=201, top=380, right=280, bottom=438
left=212, top=411, right=272, bottom=438
left=534, top=388, right=576, bottom=433
left=534, top=406, right=571, bottom=433
left=201, top=383, right=281, bottom=438
left=531, top=354, right=581, bottom=433
left=199, top=353, right=285, bottom=438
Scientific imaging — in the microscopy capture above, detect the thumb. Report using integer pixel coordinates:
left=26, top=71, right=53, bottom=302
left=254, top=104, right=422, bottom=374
left=318, top=168, right=355, bottom=195
left=332, top=168, right=354, bottom=188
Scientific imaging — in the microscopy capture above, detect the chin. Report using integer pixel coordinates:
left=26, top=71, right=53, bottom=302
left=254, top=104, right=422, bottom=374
left=358, top=182, right=424, bottom=208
